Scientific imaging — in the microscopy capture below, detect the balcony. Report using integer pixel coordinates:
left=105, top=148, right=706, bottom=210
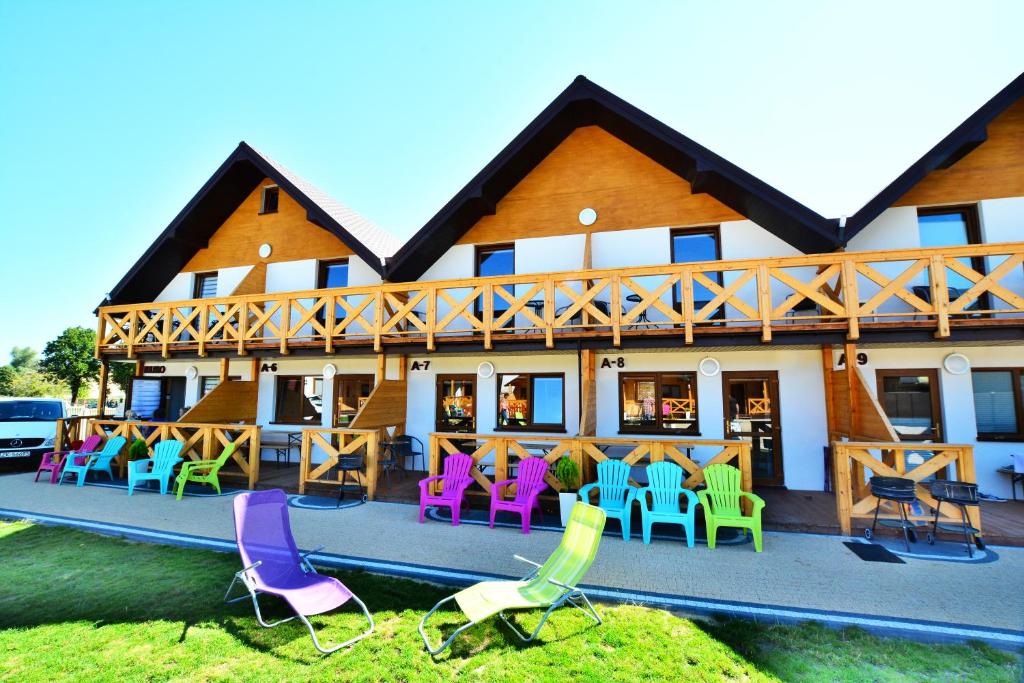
left=96, top=241, right=1024, bottom=358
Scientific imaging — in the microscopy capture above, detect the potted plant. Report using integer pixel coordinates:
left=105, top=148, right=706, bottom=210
left=127, top=439, right=149, bottom=461
left=553, top=455, right=581, bottom=526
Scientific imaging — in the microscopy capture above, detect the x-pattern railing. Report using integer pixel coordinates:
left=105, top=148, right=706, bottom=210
left=96, top=241, right=1024, bottom=357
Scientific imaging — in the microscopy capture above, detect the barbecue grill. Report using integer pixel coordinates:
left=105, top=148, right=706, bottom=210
left=927, top=480, right=984, bottom=557
left=865, top=476, right=920, bottom=550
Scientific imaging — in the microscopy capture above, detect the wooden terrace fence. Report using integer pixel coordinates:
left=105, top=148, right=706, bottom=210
left=297, top=428, right=383, bottom=500
left=429, top=432, right=752, bottom=511
left=96, top=241, right=1024, bottom=357
left=80, top=419, right=262, bottom=489
left=832, top=442, right=980, bottom=536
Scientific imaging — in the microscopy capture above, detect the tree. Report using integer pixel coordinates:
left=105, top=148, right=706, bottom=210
left=40, top=327, right=100, bottom=403
left=10, top=346, right=38, bottom=371
left=110, top=361, right=136, bottom=394
left=0, top=366, right=15, bottom=395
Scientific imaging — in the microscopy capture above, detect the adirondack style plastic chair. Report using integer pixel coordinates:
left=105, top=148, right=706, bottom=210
left=173, top=442, right=237, bottom=500
left=638, top=461, right=700, bottom=547
left=697, top=463, right=765, bottom=552
left=418, top=452, right=475, bottom=525
left=419, top=502, right=607, bottom=655
left=225, top=489, right=374, bottom=653
left=489, top=456, right=549, bottom=534
left=36, top=435, right=101, bottom=484
left=127, top=440, right=184, bottom=495
left=59, top=436, right=127, bottom=487
left=578, top=459, right=638, bottom=541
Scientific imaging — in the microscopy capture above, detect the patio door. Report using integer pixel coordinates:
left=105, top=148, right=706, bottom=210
left=723, top=371, right=783, bottom=486
left=876, top=369, right=943, bottom=441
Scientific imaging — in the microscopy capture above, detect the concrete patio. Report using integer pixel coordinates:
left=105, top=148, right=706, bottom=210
left=1, top=471, right=1022, bottom=647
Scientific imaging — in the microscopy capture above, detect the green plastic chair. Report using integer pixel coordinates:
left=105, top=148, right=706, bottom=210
left=419, top=502, right=607, bottom=655
left=696, top=463, right=765, bottom=552
left=173, top=442, right=237, bottom=500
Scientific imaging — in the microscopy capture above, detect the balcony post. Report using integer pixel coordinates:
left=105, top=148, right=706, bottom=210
left=97, top=359, right=109, bottom=417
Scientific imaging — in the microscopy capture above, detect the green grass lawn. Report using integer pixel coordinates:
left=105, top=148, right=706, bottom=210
left=0, top=520, right=1019, bottom=682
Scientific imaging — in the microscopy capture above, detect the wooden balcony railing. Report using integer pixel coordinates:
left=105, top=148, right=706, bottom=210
left=96, top=241, right=1024, bottom=357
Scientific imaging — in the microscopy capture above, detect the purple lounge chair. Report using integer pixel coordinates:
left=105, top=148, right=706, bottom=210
left=35, top=435, right=102, bottom=484
left=224, top=489, right=374, bottom=653
left=490, top=456, right=550, bottom=534
left=418, top=452, right=475, bottom=525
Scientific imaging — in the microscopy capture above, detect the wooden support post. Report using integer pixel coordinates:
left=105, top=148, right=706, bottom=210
left=97, top=359, right=109, bottom=417
left=366, top=431, right=379, bottom=501
left=833, top=444, right=853, bottom=535
left=821, top=345, right=836, bottom=436
left=930, top=254, right=951, bottom=338
left=250, top=357, right=259, bottom=381
left=756, top=263, right=772, bottom=342
left=219, top=357, right=229, bottom=383
left=249, top=427, right=261, bottom=490
left=843, top=342, right=859, bottom=437
left=278, top=299, right=291, bottom=355
left=376, top=352, right=387, bottom=385
left=841, top=258, right=860, bottom=340
left=298, top=432, right=309, bottom=495
left=397, top=354, right=407, bottom=381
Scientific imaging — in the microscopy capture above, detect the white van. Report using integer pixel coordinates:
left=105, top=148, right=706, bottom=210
left=0, top=397, right=66, bottom=470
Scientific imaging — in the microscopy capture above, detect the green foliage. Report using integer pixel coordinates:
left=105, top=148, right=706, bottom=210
left=109, top=362, right=136, bottom=393
left=127, top=439, right=149, bottom=461
left=1, top=520, right=1020, bottom=682
left=39, top=327, right=100, bottom=403
left=9, top=347, right=38, bottom=371
left=0, top=366, right=14, bottom=395
left=553, top=455, right=581, bottom=491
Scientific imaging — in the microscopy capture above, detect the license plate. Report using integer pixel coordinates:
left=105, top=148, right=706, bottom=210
left=0, top=451, right=31, bottom=459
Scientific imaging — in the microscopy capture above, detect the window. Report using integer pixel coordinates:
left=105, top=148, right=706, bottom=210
left=497, top=373, right=564, bottom=431
left=619, top=372, right=699, bottom=434
left=437, top=375, right=476, bottom=432
left=193, top=272, right=218, bottom=299
left=334, top=375, right=373, bottom=427
left=475, top=244, right=515, bottom=319
left=274, top=375, right=324, bottom=424
left=972, top=369, right=1024, bottom=440
left=260, top=186, right=279, bottom=214
left=672, top=227, right=721, bottom=318
left=317, top=259, right=349, bottom=289
left=917, top=206, right=987, bottom=298
left=198, top=375, right=240, bottom=399
left=875, top=369, right=942, bottom=441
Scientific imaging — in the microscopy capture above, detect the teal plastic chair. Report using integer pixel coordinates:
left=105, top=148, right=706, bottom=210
left=578, top=459, right=638, bottom=540
left=59, top=436, right=127, bottom=487
left=637, top=461, right=699, bottom=547
left=128, top=440, right=184, bottom=495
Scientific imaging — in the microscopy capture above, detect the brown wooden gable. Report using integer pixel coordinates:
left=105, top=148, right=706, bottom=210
left=894, top=99, right=1024, bottom=208
left=183, top=178, right=354, bottom=271
left=456, top=126, right=743, bottom=245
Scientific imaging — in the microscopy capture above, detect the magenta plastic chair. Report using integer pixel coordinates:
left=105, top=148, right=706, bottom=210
left=418, top=452, right=475, bottom=525
left=224, top=489, right=374, bottom=653
left=35, top=435, right=101, bottom=484
left=490, top=456, right=550, bottom=534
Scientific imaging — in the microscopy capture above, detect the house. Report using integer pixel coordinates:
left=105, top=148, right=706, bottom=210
left=89, top=74, right=1024, bottom=516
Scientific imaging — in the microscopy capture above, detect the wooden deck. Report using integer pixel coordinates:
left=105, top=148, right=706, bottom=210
left=254, top=465, right=1024, bottom=547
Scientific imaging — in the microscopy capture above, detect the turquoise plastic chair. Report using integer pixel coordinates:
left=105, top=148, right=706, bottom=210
left=578, top=459, right=638, bottom=540
left=128, top=440, right=184, bottom=495
left=59, top=436, right=127, bottom=487
left=637, top=461, right=699, bottom=547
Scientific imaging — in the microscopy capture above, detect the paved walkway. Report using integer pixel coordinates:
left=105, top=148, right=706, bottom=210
left=1, top=473, right=1022, bottom=646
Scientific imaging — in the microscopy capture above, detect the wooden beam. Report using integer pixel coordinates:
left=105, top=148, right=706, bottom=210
left=821, top=345, right=836, bottom=438
left=219, top=357, right=230, bottom=383
left=250, top=357, right=259, bottom=381
left=843, top=342, right=859, bottom=437
left=397, top=353, right=407, bottom=381
left=97, top=359, right=109, bottom=417
left=376, top=352, right=387, bottom=385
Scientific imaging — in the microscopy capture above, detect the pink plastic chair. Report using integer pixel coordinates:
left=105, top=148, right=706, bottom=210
left=489, top=456, right=550, bottom=534
left=35, top=435, right=102, bottom=484
left=418, top=453, right=475, bottom=525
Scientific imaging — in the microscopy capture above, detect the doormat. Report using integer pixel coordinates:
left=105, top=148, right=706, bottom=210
left=843, top=541, right=905, bottom=564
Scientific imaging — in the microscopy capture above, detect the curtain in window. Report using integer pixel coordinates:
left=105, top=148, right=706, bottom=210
left=972, top=371, right=1017, bottom=434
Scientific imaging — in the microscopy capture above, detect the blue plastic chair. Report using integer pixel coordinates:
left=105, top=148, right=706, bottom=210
left=637, top=461, right=699, bottom=547
left=59, top=436, right=126, bottom=487
left=578, top=459, right=638, bottom=541
left=128, top=440, right=184, bottom=495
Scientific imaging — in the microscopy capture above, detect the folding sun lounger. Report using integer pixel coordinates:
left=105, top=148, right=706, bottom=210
left=225, top=489, right=375, bottom=653
left=419, top=501, right=606, bottom=655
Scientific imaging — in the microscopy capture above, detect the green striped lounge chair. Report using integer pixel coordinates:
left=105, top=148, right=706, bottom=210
left=418, top=502, right=607, bottom=655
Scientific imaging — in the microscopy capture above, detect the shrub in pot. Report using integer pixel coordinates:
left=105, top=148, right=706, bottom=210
left=127, top=439, right=149, bottom=461
left=553, top=456, right=581, bottom=526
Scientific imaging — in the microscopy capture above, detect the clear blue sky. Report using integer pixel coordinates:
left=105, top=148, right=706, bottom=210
left=1, top=1, right=1022, bottom=356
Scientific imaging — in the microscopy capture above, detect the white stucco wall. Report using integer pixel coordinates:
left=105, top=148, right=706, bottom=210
left=836, top=343, right=1024, bottom=498
left=138, top=359, right=254, bottom=411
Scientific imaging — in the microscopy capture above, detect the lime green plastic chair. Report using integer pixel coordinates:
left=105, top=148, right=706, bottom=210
left=418, top=502, right=607, bottom=655
left=697, top=463, right=765, bottom=552
left=174, top=442, right=237, bottom=500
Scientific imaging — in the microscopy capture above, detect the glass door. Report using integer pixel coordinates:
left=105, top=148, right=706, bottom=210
left=723, top=371, right=783, bottom=486
left=876, top=369, right=943, bottom=441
